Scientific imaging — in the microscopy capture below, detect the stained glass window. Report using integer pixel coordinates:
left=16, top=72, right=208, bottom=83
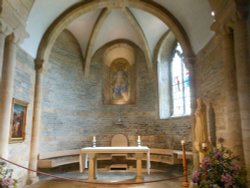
left=171, top=44, right=190, bottom=116
left=158, top=43, right=191, bottom=119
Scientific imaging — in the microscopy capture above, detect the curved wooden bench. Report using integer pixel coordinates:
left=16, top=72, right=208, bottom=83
left=127, top=148, right=193, bottom=165
left=38, top=149, right=112, bottom=168
left=38, top=148, right=192, bottom=168
left=38, top=149, right=80, bottom=168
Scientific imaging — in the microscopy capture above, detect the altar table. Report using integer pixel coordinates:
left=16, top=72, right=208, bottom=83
left=79, top=146, right=150, bottom=181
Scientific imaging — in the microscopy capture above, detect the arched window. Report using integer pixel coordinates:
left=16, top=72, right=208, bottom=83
left=158, top=43, right=191, bottom=119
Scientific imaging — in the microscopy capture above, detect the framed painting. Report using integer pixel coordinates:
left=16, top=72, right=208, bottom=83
left=103, top=58, right=136, bottom=105
left=9, top=98, right=28, bottom=143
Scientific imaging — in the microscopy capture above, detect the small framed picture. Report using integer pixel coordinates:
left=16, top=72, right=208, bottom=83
left=9, top=98, right=28, bottom=143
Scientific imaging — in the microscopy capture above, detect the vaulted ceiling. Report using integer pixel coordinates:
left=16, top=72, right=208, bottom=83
left=20, top=0, right=214, bottom=63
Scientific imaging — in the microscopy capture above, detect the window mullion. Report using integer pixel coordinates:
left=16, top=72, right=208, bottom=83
left=181, top=60, right=185, bottom=115
left=169, top=59, right=174, bottom=116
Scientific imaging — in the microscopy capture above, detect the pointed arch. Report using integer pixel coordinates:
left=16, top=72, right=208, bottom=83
left=36, top=0, right=194, bottom=74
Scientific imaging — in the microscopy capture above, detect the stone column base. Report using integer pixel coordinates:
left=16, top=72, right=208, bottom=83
left=26, top=174, right=39, bottom=185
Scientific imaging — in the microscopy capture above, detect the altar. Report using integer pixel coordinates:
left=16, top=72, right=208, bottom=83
left=79, top=146, right=150, bottom=181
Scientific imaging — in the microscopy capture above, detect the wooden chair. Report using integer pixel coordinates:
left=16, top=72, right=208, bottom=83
left=109, top=134, right=129, bottom=170
left=111, top=134, right=128, bottom=147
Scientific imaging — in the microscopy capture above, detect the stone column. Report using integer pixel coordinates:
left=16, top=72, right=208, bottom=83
left=222, top=31, right=244, bottom=158
left=27, top=60, right=43, bottom=184
left=0, top=32, right=6, bottom=81
left=233, top=20, right=250, bottom=181
left=0, top=33, right=17, bottom=158
left=0, top=20, right=11, bottom=81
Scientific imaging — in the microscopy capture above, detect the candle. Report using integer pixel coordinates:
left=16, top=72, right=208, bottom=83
left=181, top=140, right=185, bottom=145
left=137, top=136, right=141, bottom=141
left=202, top=142, right=207, bottom=149
left=93, top=136, right=96, bottom=142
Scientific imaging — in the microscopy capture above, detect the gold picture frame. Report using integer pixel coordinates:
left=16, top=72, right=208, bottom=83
left=9, top=98, right=28, bottom=143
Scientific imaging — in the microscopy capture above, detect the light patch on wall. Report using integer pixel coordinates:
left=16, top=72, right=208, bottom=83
left=103, top=43, right=135, bottom=66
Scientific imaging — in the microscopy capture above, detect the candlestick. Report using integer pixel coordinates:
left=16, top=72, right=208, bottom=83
left=202, top=142, right=207, bottom=150
left=137, top=136, right=141, bottom=147
left=92, top=136, right=96, bottom=147
left=181, top=140, right=189, bottom=187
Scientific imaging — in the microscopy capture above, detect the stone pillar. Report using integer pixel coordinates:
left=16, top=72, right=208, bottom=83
left=0, top=32, right=6, bottom=81
left=0, top=20, right=11, bottom=81
left=210, top=0, right=249, bottom=182
left=27, top=60, right=43, bottom=184
left=222, top=31, right=244, bottom=158
left=233, top=20, right=250, bottom=181
left=0, top=33, right=17, bottom=158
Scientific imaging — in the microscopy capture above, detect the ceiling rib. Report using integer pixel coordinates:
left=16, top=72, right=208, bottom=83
left=36, top=0, right=194, bottom=70
left=84, top=8, right=111, bottom=78
left=123, top=7, right=153, bottom=74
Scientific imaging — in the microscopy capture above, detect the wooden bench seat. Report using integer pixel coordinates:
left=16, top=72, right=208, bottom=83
left=38, top=149, right=80, bottom=168
left=38, top=155, right=79, bottom=168
left=127, top=148, right=192, bottom=165
left=38, top=149, right=112, bottom=168
left=38, top=148, right=192, bottom=168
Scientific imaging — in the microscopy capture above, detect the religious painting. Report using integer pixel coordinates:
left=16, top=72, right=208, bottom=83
left=103, top=58, right=135, bottom=105
left=111, top=59, right=130, bottom=104
left=9, top=98, right=28, bottom=143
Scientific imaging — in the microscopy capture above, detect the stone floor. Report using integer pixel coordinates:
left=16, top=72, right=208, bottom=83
left=25, top=166, right=192, bottom=188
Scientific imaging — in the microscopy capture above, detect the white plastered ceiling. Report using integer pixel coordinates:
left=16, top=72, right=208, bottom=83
left=21, top=0, right=214, bottom=59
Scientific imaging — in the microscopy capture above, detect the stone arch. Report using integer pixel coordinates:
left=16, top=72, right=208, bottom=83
left=36, top=0, right=195, bottom=72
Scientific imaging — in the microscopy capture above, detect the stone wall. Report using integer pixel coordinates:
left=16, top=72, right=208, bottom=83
left=195, top=35, right=226, bottom=143
left=9, top=46, right=35, bottom=182
left=40, top=30, right=192, bottom=155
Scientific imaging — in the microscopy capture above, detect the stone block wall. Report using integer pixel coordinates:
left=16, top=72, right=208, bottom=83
left=9, top=46, right=35, bottom=182
left=40, top=30, right=192, bottom=154
left=195, top=35, right=226, bottom=143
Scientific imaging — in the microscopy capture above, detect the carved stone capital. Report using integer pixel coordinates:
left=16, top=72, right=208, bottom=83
left=5, top=33, right=16, bottom=44
left=211, top=0, right=249, bottom=35
left=184, top=56, right=196, bottom=67
left=0, top=18, right=12, bottom=36
left=211, top=22, right=233, bottom=35
left=0, top=1, right=29, bottom=44
left=34, top=59, right=44, bottom=73
left=13, top=28, right=29, bottom=44
left=4, top=30, right=28, bottom=45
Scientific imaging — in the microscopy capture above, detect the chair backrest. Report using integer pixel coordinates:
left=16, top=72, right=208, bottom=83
left=111, top=134, right=128, bottom=147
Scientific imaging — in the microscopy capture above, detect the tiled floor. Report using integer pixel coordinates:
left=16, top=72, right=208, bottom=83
left=25, top=168, right=190, bottom=188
